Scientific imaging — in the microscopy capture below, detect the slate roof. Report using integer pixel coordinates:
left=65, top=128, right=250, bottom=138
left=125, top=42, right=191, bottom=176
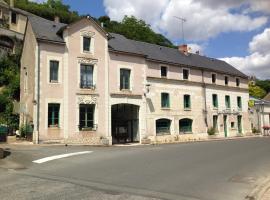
left=263, top=93, right=270, bottom=101
left=108, top=33, right=247, bottom=78
left=15, top=7, right=247, bottom=78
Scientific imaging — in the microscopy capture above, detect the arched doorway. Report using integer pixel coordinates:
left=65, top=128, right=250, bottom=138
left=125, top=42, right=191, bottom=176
left=111, top=104, right=139, bottom=144
left=179, top=118, right=193, bottom=134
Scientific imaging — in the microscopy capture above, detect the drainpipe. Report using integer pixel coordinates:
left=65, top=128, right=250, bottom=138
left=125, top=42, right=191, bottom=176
left=202, top=70, right=208, bottom=127
left=35, top=43, right=40, bottom=144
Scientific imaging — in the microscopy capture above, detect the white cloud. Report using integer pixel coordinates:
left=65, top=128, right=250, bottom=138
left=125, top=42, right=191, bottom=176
left=29, top=0, right=47, bottom=3
left=221, top=28, right=270, bottom=79
left=187, top=43, right=204, bottom=54
left=103, top=0, right=268, bottom=41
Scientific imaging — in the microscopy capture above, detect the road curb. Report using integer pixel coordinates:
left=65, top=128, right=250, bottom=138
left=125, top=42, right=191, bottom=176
left=246, top=177, right=270, bottom=200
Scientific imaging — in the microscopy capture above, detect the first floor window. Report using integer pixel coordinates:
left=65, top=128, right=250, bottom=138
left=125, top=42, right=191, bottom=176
left=225, top=95, right=231, bottom=109
left=79, top=104, right=95, bottom=130
left=184, top=94, right=191, bottom=109
left=48, top=103, right=60, bottom=127
left=80, top=64, right=94, bottom=88
left=212, top=74, right=216, bottom=84
left=236, top=78, right=240, bottom=87
left=50, top=60, right=59, bottom=82
left=120, top=69, right=131, bottom=90
left=225, top=76, right=229, bottom=85
left=156, top=119, right=171, bottom=135
left=212, top=94, right=218, bottom=108
left=237, top=96, right=242, bottom=109
left=11, top=12, right=17, bottom=24
left=161, top=93, right=170, bottom=108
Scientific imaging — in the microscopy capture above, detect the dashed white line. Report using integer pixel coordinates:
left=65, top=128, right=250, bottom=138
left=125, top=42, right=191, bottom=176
left=32, top=151, right=93, bottom=164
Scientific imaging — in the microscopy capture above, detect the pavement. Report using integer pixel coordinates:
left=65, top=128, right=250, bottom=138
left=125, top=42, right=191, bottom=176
left=1, top=137, right=270, bottom=200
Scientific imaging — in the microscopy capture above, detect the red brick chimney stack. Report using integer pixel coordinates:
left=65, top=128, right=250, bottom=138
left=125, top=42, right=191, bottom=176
left=178, top=44, right=188, bottom=54
left=54, top=16, right=60, bottom=23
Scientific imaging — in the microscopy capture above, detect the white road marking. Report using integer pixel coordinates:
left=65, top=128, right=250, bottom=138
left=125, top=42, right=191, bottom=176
left=32, top=151, right=93, bottom=164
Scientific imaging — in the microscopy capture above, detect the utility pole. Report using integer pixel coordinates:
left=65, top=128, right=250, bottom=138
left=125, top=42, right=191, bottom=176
left=174, top=16, right=187, bottom=44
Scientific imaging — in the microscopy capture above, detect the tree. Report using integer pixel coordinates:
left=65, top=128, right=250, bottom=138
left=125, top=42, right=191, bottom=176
left=256, top=79, right=270, bottom=93
left=249, top=83, right=267, bottom=99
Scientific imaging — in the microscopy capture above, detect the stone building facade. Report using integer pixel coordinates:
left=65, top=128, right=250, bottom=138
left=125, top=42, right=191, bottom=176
left=19, top=10, right=251, bottom=145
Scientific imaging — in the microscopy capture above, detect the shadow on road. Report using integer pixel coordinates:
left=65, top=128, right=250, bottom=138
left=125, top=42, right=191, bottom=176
left=0, top=148, right=11, bottom=159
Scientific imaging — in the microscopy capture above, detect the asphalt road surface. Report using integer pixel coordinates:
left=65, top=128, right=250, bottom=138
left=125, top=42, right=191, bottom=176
left=1, top=137, right=270, bottom=200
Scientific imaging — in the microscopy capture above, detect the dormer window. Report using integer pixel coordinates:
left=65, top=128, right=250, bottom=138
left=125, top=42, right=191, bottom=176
left=212, top=73, right=216, bottom=84
left=11, top=12, right=17, bottom=24
left=83, top=36, right=91, bottom=52
left=183, top=69, right=189, bottom=80
left=236, top=78, right=240, bottom=87
left=225, top=76, right=229, bottom=86
left=161, top=66, right=167, bottom=78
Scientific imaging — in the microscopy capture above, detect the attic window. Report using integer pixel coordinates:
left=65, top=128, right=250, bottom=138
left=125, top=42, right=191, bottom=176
left=83, top=37, right=91, bottom=52
left=11, top=12, right=17, bottom=24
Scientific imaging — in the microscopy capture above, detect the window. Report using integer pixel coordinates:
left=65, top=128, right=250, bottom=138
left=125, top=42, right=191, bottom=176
left=236, top=78, right=240, bottom=87
left=225, top=76, right=229, bottom=85
left=11, top=12, right=17, bottom=24
left=212, top=74, right=216, bottom=84
left=212, top=94, right=218, bottom=108
left=213, top=115, right=218, bottom=131
left=161, top=93, right=170, bottom=108
left=231, top=122, right=235, bottom=128
left=184, top=95, right=191, bottom=109
left=156, top=119, right=171, bottom=135
left=161, top=66, right=167, bottom=78
left=179, top=118, right=193, bottom=133
left=49, top=60, right=59, bottom=83
left=225, top=95, right=231, bottom=109
left=79, top=104, right=95, bottom=130
left=83, top=36, right=91, bottom=52
left=48, top=104, right=60, bottom=127
left=183, top=69, right=189, bottom=80
left=80, top=64, right=94, bottom=89
left=237, top=96, right=242, bottom=109
left=120, top=69, right=131, bottom=90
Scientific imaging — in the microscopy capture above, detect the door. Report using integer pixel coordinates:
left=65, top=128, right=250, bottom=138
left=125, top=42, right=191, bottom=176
left=237, top=115, right=242, bottom=134
left=223, top=115, right=228, bottom=137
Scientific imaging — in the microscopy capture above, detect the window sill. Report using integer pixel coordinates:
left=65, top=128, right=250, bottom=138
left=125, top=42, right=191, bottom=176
left=161, top=107, right=170, bottom=110
left=184, top=108, right=191, bottom=111
left=49, top=81, right=60, bottom=84
left=180, top=132, right=193, bottom=134
left=48, top=126, right=60, bottom=129
left=120, top=89, right=132, bottom=93
left=80, top=128, right=96, bottom=132
left=156, top=133, right=171, bottom=136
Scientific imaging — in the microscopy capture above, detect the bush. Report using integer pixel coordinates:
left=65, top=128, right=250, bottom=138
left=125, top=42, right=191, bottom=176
left=207, top=127, right=216, bottom=136
left=19, top=124, right=33, bottom=138
left=252, top=127, right=260, bottom=134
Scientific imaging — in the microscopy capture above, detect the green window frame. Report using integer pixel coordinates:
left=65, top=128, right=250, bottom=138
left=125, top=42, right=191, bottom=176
left=156, top=119, right=171, bottom=135
left=183, top=69, right=189, bottom=80
left=120, top=69, right=131, bottom=90
left=48, top=103, right=60, bottom=127
left=179, top=118, right=193, bottom=133
left=225, top=95, right=231, bottom=109
left=184, top=94, right=191, bottom=109
left=161, top=93, right=170, bottom=108
left=83, top=36, right=91, bottom=52
left=49, top=60, right=59, bottom=82
left=161, top=66, right=167, bottom=77
left=79, top=104, right=95, bottom=130
left=237, top=96, right=242, bottom=109
left=212, top=94, right=218, bottom=108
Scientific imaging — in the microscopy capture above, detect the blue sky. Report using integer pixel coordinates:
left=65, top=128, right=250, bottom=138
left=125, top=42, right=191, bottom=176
left=59, top=0, right=270, bottom=78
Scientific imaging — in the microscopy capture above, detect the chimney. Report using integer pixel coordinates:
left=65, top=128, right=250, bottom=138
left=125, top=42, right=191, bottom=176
left=54, top=16, right=60, bottom=23
left=196, top=50, right=200, bottom=55
left=178, top=44, right=188, bottom=54
left=10, top=0, right=14, bottom=7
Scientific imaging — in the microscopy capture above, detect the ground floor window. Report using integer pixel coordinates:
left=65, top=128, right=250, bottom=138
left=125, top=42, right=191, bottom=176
left=213, top=115, right=218, bottom=131
left=48, top=103, right=60, bottom=127
left=79, top=104, right=95, bottom=131
left=156, top=119, right=171, bottom=135
left=179, top=118, right=193, bottom=133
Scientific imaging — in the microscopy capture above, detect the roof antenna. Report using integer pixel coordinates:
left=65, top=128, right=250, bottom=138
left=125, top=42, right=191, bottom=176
left=174, top=16, right=187, bottom=44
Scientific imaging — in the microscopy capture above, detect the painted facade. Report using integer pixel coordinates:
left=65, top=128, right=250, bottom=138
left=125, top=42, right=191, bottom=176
left=20, top=15, right=251, bottom=145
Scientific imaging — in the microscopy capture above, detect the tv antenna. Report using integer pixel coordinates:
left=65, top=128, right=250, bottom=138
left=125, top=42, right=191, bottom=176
left=174, top=16, right=187, bottom=44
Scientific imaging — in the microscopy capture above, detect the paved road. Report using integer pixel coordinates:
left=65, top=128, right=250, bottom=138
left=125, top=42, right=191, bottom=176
left=1, top=138, right=270, bottom=200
